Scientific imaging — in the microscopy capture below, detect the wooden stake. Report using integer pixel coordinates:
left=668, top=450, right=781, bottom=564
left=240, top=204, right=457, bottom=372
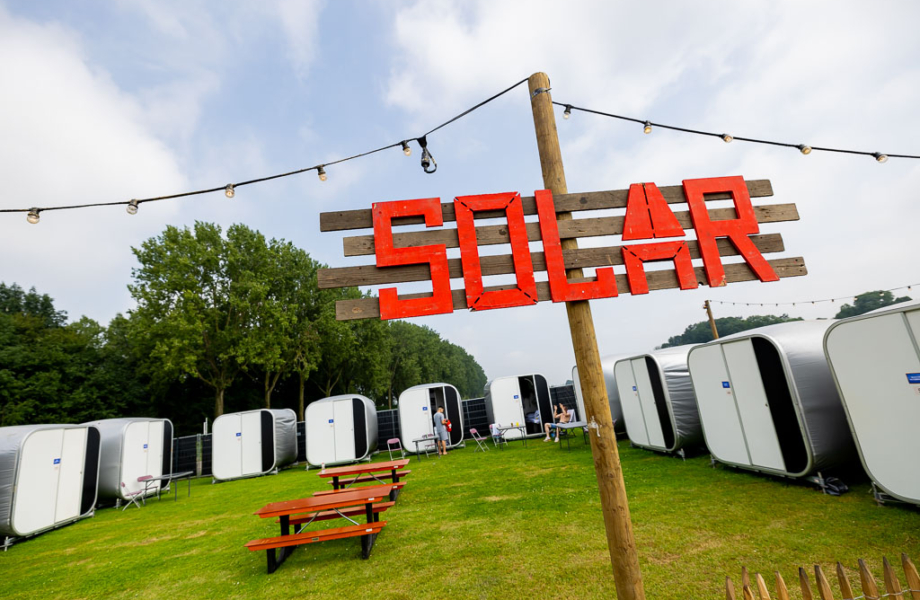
left=775, top=572, right=791, bottom=600
left=836, top=562, right=855, bottom=600
left=704, top=299, right=720, bottom=339
left=902, top=554, right=920, bottom=600
left=858, top=559, right=880, bottom=600
left=527, top=71, right=645, bottom=600
left=800, top=567, right=816, bottom=600
left=815, top=565, right=836, bottom=600
left=884, top=557, right=905, bottom=600
left=756, top=573, right=773, bottom=600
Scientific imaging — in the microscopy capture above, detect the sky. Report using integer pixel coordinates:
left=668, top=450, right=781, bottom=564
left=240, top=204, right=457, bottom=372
left=1, top=1, right=919, bottom=387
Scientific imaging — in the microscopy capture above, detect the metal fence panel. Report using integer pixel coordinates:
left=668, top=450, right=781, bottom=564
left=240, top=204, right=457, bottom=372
left=551, top=384, right=579, bottom=419
left=377, top=409, right=400, bottom=444
left=296, top=421, right=306, bottom=463
left=462, top=398, right=489, bottom=436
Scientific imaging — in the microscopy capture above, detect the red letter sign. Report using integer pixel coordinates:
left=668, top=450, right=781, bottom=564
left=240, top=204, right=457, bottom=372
left=622, top=183, right=684, bottom=240
left=622, top=242, right=697, bottom=295
left=683, top=176, right=779, bottom=287
left=373, top=198, right=453, bottom=319
left=535, top=189, right=618, bottom=302
left=454, top=192, right=537, bottom=311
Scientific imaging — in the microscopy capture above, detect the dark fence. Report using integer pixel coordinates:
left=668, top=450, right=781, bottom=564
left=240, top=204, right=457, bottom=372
left=173, top=435, right=198, bottom=474
left=377, top=409, right=400, bottom=444
left=201, top=433, right=212, bottom=476
left=462, top=397, right=489, bottom=436
left=551, top=384, right=579, bottom=419
left=296, top=421, right=306, bottom=463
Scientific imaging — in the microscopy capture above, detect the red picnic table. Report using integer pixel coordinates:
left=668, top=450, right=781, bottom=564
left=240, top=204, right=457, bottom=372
left=246, top=485, right=395, bottom=573
left=317, top=459, right=410, bottom=501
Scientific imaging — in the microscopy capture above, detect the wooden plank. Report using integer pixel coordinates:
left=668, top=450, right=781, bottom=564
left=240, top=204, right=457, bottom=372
left=756, top=573, right=773, bottom=600
left=902, top=554, right=920, bottom=600
left=727, top=577, right=738, bottom=600
left=815, top=565, right=836, bottom=600
left=775, top=572, right=791, bottom=600
left=342, top=203, right=799, bottom=257
left=333, top=256, right=807, bottom=320
left=884, top=557, right=905, bottom=600
left=800, top=567, right=815, bottom=600
left=859, top=559, right=881, bottom=600
left=836, top=563, right=855, bottom=600
left=319, top=180, right=774, bottom=232
left=318, top=233, right=785, bottom=289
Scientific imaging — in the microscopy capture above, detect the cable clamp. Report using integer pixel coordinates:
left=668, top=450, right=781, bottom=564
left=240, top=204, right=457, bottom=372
left=531, top=87, right=551, bottom=99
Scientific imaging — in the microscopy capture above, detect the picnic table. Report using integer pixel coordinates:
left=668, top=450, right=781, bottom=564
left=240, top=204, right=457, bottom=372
left=555, top=421, right=588, bottom=449
left=318, top=459, right=410, bottom=501
left=246, top=485, right=395, bottom=573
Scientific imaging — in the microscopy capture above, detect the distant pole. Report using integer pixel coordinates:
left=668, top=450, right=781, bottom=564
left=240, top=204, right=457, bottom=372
left=704, top=300, right=720, bottom=339
left=527, top=72, right=646, bottom=600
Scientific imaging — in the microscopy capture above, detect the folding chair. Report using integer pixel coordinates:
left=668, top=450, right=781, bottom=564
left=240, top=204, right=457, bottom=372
left=469, top=428, right=490, bottom=452
left=121, top=482, right=145, bottom=511
left=387, top=438, right=406, bottom=460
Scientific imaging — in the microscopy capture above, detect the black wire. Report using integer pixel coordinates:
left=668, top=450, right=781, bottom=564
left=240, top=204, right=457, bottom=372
left=553, top=102, right=920, bottom=159
left=3, top=78, right=530, bottom=215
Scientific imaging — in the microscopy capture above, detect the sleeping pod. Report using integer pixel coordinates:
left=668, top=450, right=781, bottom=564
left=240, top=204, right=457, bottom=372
left=398, top=383, right=464, bottom=453
left=86, top=418, right=174, bottom=503
left=688, top=320, right=856, bottom=481
left=824, top=299, right=920, bottom=504
left=614, top=346, right=703, bottom=455
left=482, top=374, right=552, bottom=439
left=305, top=396, right=378, bottom=467
left=0, top=424, right=101, bottom=542
left=573, top=354, right=629, bottom=435
left=212, top=409, right=296, bottom=481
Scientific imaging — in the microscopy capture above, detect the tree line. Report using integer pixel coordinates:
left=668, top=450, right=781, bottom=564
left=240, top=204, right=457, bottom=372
left=0, top=222, right=487, bottom=434
left=660, top=290, right=911, bottom=347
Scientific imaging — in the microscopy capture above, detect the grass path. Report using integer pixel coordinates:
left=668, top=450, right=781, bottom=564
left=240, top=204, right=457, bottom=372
left=1, top=438, right=917, bottom=599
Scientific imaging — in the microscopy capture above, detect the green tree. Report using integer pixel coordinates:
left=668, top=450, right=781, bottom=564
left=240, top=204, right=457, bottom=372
left=128, top=222, right=281, bottom=418
left=834, top=290, right=911, bottom=319
left=661, top=314, right=802, bottom=348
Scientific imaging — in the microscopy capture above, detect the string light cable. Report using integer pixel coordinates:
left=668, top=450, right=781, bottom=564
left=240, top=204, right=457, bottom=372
left=5, top=78, right=530, bottom=223
left=553, top=102, right=920, bottom=162
left=707, top=282, right=918, bottom=308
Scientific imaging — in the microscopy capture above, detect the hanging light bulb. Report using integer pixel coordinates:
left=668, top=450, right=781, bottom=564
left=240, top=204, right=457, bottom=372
left=643, top=121, right=652, bottom=134
left=318, top=166, right=327, bottom=182
left=225, top=184, right=235, bottom=198
left=873, top=152, right=888, bottom=163
left=563, top=105, right=572, bottom=120
left=721, top=133, right=733, bottom=143
left=126, top=200, right=139, bottom=215
left=797, top=144, right=812, bottom=155
left=401, top=141, right=412, bottom=156
left=27, top=208, right=40, bottom=224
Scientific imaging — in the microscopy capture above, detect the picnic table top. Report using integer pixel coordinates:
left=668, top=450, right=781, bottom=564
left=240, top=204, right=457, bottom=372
left=556, top=420, right=588, bottom=429
left=254, top=485, right=395, bottom=519
left=317, top=459, right=410, bottom=478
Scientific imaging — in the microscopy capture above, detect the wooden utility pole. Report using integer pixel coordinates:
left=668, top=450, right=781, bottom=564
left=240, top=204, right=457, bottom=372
left=704, top=300, right=720, bottom=339
left=527, top=72, right=645, bottom=600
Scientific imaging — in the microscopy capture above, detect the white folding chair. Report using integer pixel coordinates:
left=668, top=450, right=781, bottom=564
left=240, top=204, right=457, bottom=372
left=469, top=428, right=490, bottom=452
left=121, top=482, right=145, bottom=511
left=387, top=438, right=406, bottom=460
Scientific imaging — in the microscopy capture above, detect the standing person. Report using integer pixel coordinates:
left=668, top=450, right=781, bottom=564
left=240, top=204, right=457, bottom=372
left=433, top=406, right=449, bottom=456
left=543, top=402, right=571, bottom=442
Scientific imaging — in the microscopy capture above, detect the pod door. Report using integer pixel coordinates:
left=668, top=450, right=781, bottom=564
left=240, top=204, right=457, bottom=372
left=333, top=399, right=356, bottom=461
left=723, top=340, right=785, bottom=471
left=213, top=414, right=243, bottom=480
left=399, top=388, right=435, bottom=452
left=54, top=428, right=88, bottom=523
left=436, top=386, right=464, bottom=447
left=490, top=378, right=525, bottom=439
left=690, top=345, right=750, bottom=466
left=241, top=412, right=264, bottom=476
left=13, top=429, right=64, bottom=535
left=534, top=375, right=553, bottom=436
left=614, top=361, right=648, bottom=446
left=307, top=402, right=337, bottom=465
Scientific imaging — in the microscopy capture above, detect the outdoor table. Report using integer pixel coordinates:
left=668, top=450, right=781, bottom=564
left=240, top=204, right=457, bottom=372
left=411, top=434, right=439, bottom=461
left=497, top=425, right=528, bottom=448
left=250, top=485, right=394, bottom=573
left=555, top=421, right=588, bottom=449
left=318, top=459, right=410, bottom=501
left=151, top=471, right=195, bottom=501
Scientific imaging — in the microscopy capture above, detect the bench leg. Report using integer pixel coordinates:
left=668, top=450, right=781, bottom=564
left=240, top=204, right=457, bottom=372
left=361, top=532, right=377, bottom=559
left=267, top=548, right=278, bottom=574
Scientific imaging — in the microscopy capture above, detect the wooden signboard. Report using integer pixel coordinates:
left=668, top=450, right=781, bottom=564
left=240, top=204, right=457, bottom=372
left=317, top=176, right=805, bottom=319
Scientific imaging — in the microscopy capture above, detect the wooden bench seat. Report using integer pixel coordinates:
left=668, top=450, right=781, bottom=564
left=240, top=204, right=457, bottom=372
left=279, top=501, right=395, bottom=525
left=245, top=521, right=387, bottom=552
left=314, top=481, right=406, bottom=497
left=329, top=470, right=412, bottom=485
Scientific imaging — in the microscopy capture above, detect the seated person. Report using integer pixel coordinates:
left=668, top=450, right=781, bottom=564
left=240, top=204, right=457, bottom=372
left=489, top=423, right=503, bottom=443
left=543, top=402, right=571, bottom=442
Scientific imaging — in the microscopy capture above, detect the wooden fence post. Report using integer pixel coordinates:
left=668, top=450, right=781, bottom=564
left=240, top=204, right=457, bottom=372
left=527, top=71, right=645, bottom=600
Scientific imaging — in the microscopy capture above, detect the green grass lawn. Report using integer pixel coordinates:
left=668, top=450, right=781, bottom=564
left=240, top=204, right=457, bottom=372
left=1, top=438, right=918, bottom=600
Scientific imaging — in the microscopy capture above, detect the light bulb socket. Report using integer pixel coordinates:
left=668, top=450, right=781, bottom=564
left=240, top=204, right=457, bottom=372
left=401, top=141, right=412, bottom=156
left=797, top=144, right=812, bottom=155
left=721, top=133, right=733, bottom=143
left=225, top=184, right=235, bottom=198
left=27, top=208, right=40, bottom=224
left=127, top=200, right=139, bottom=215
left=873, top=152, right=888, bottom=163
left=563, top=105, right=572, bottom=119
left=417, top=136, right=437, bottom=173
left=318, top=166, right=327, bottom=181
left=643, top=121, right=652, bottom=134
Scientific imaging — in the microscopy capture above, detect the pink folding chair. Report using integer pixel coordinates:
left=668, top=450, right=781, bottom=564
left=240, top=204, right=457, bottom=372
left=469, top=428, right=490, bottom=452
left=387, top=438, right=406, bottom=461
left=121, top=481, right=145, bottom=511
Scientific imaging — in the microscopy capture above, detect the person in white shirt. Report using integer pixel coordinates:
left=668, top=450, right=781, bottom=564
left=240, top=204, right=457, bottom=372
left=543, top=403, right=571, bottom=442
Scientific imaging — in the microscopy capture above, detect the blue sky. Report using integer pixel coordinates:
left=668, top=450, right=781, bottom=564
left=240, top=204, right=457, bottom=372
left=2, top=1, right=919, bottom=386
